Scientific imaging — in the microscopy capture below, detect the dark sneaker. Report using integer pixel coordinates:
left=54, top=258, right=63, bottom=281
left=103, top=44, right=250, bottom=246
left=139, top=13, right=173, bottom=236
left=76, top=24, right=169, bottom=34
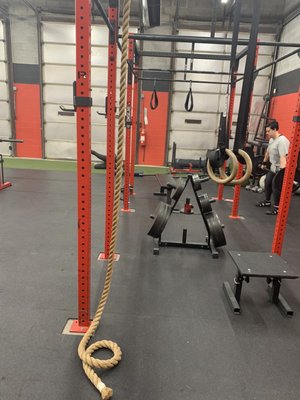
left=266, top=208, right=278, bottom=215
left=256, top=201, right=271, bottom=207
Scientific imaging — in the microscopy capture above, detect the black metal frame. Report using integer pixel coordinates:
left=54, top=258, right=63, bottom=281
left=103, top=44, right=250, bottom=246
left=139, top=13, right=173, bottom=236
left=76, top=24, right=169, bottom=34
left=152, top=175, right=220, bottom=259
left=224, top=273, right=296, bottom=317
left=233, top=0, right=261, bottom=152
left=223, top=252, right=299, bottom=317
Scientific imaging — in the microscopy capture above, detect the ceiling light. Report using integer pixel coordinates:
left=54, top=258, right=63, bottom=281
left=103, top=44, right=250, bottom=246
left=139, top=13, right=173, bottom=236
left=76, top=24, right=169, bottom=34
left=221, top=0, right=229, bottom=3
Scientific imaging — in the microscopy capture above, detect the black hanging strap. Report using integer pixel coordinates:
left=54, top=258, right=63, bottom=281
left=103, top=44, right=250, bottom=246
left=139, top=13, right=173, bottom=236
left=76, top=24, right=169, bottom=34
left=150, top=80, right=159, bottom=110
left=185, top=81, right=194, bottom=112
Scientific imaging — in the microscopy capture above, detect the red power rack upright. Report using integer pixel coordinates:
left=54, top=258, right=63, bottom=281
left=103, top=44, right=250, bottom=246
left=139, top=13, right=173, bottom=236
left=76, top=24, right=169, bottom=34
left=272, top=89, right=300, bottom=255
left=100, top=0, right=119, bottom=260
left=70, top=0, right=93, bottom=333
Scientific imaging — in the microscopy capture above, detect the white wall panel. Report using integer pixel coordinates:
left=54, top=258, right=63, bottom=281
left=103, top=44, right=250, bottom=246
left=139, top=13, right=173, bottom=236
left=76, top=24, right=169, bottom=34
left=170, top=111, right=218, bottom=132
left=275, top=15, right=300, bottom=77
left=0, top=22, right=3, bottom=40
left=42, top=22, right=75, bottom=44
left=45, top=122, right=109, bottom=144
left=173, top=81, right=223, bottom=94
left=175, top=57, right=225, bottom=72
left=0, top=142, right=11, bottom=155
left=0, top=81, right=8, bottom=100
left=0, top=101, right=9, bottom=119
left=0, top=62, right=6, bottom=80
left=0, top=120, right=11, bottom=138
left=0, top=41, right=5, bottom=60
left=0, top=21, right=11, bottom=149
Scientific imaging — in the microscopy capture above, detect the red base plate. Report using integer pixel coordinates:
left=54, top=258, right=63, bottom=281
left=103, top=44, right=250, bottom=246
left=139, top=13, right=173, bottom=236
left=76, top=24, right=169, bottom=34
left=69, top=319, right=91, bottom=334
left=212, top=197, right=233, bottom=203
left=0, top=182, right=12, bottom=191
left=121, top=208, right=135, bottom=213
left=229, top=215, right=245, bottom=220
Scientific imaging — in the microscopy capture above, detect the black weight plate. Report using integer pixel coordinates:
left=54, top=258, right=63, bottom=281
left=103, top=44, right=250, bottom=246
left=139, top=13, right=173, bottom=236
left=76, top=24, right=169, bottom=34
left=198, top=194, right=212, bottom=214
left=191, top=174, right=202, bottom=191
left=148, top=202, right=171, bottom=238
left=205, top=212, right=226, bottom=248
left=172, top=178, right=186, bottom=202
left=252, top=155, right=266, bottom=178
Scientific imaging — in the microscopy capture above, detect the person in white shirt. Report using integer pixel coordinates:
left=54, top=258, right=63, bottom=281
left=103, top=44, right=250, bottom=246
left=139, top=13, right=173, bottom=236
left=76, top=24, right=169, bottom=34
left=256, top=120, right=290, bottom=215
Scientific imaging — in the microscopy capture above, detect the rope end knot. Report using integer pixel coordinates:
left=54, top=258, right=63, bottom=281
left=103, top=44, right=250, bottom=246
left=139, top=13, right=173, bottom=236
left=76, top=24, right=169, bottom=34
left=100, top=386, right=113, bottom=400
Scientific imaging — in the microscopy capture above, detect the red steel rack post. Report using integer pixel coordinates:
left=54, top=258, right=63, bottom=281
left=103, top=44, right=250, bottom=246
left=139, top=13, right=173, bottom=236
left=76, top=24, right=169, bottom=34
left=130, top=42, right=139, bottom=193
left=122, top=38, right=134, bottom=212
left=272, top=90, right=300, bottom=255
left=70, top=0, right=92, bottom=333
left=230, top=45, right=259, bottom=218
left=100, top=0, right=119, bottom=259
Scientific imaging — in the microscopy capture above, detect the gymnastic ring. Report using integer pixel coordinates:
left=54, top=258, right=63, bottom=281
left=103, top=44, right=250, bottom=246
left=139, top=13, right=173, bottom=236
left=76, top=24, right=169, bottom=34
left=206, top=148, right=238, bottom=184
left=230, top=149, right=253, bottom=185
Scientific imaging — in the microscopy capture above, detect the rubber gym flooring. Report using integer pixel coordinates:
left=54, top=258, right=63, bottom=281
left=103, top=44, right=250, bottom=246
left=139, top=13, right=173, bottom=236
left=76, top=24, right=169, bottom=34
left=1, top=165, right=300, bottom=400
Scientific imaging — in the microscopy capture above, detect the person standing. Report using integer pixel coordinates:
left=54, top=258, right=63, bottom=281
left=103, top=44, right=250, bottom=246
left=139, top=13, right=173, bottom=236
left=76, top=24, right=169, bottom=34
left=256, top=120, right=290, bottom=215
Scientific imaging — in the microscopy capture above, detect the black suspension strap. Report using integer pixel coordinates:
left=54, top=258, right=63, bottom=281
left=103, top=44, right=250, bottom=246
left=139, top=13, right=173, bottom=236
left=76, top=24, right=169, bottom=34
left=150, top=79, right=159, bottom=110
left=185, top=80, right=194, bottom=112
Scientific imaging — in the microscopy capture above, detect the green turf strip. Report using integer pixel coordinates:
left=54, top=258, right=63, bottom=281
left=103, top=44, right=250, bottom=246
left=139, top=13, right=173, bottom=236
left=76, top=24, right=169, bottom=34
left=3, top=157, right=169, bottom=175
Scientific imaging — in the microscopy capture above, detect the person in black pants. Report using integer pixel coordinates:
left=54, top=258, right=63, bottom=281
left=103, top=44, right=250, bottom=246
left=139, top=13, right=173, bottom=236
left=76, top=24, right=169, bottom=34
left=256, top=120, right=290, bottom=215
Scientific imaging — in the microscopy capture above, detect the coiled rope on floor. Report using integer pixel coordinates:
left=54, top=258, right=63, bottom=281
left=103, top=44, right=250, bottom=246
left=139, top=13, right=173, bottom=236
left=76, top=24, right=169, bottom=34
left=77, top=0, right=132, bottom=399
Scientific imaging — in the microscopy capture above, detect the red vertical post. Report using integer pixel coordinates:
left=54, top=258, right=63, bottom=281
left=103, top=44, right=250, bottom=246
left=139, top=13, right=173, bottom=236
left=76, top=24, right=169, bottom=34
left=100, top=1, right=118, bottom=259
left=229, top=163, right=243, bottom=218
left=230, top=45, right=259, bottom=218
left=122, top=38, right=134, bottom=212
left=130, top=44, right=139, bottom=192
left=272, top=90, right=300, bottom=255
left=217, top=79, right=237, bottom=201
left=71, top=0, right=92, bottom=332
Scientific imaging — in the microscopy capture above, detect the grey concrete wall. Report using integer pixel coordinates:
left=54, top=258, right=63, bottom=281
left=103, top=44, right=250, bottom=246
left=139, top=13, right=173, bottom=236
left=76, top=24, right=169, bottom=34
left=9, top=3, right=38, bottom=64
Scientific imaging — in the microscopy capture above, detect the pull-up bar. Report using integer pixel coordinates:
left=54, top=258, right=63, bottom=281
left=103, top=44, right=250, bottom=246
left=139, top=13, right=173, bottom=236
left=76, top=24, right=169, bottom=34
left=134, top=67, right=244, bottom=76
left=140, top=51, right=231, bottom=61
left=139, top=77, right=230, bottom=85
left=126, top=33, right=300, bottom=48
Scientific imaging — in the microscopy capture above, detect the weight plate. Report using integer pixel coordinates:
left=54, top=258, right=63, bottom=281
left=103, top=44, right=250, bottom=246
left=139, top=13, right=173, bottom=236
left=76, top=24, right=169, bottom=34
left=252, top=155, right=266, bottom=178
left=205, top=211, right=226, bottom=248
left=191, top=174, right=202, bottom=191
left=172, top=178, right=186, bottom=202
left=199, top=193, right=212, bottom=214
left=148, top=202, right=171, bottom=238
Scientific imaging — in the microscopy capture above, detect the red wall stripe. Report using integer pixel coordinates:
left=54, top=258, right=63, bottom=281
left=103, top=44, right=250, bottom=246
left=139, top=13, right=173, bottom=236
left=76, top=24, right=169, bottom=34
left=14, top=83, right=42, bottom=158
left=138, top=91, right=168, bottom=166
left=269, top=90, right=300, bottom=141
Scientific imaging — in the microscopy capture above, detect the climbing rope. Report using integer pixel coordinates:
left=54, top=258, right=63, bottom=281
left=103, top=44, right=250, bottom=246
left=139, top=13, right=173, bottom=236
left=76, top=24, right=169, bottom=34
left=77, top=0, right=131, bottom=399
